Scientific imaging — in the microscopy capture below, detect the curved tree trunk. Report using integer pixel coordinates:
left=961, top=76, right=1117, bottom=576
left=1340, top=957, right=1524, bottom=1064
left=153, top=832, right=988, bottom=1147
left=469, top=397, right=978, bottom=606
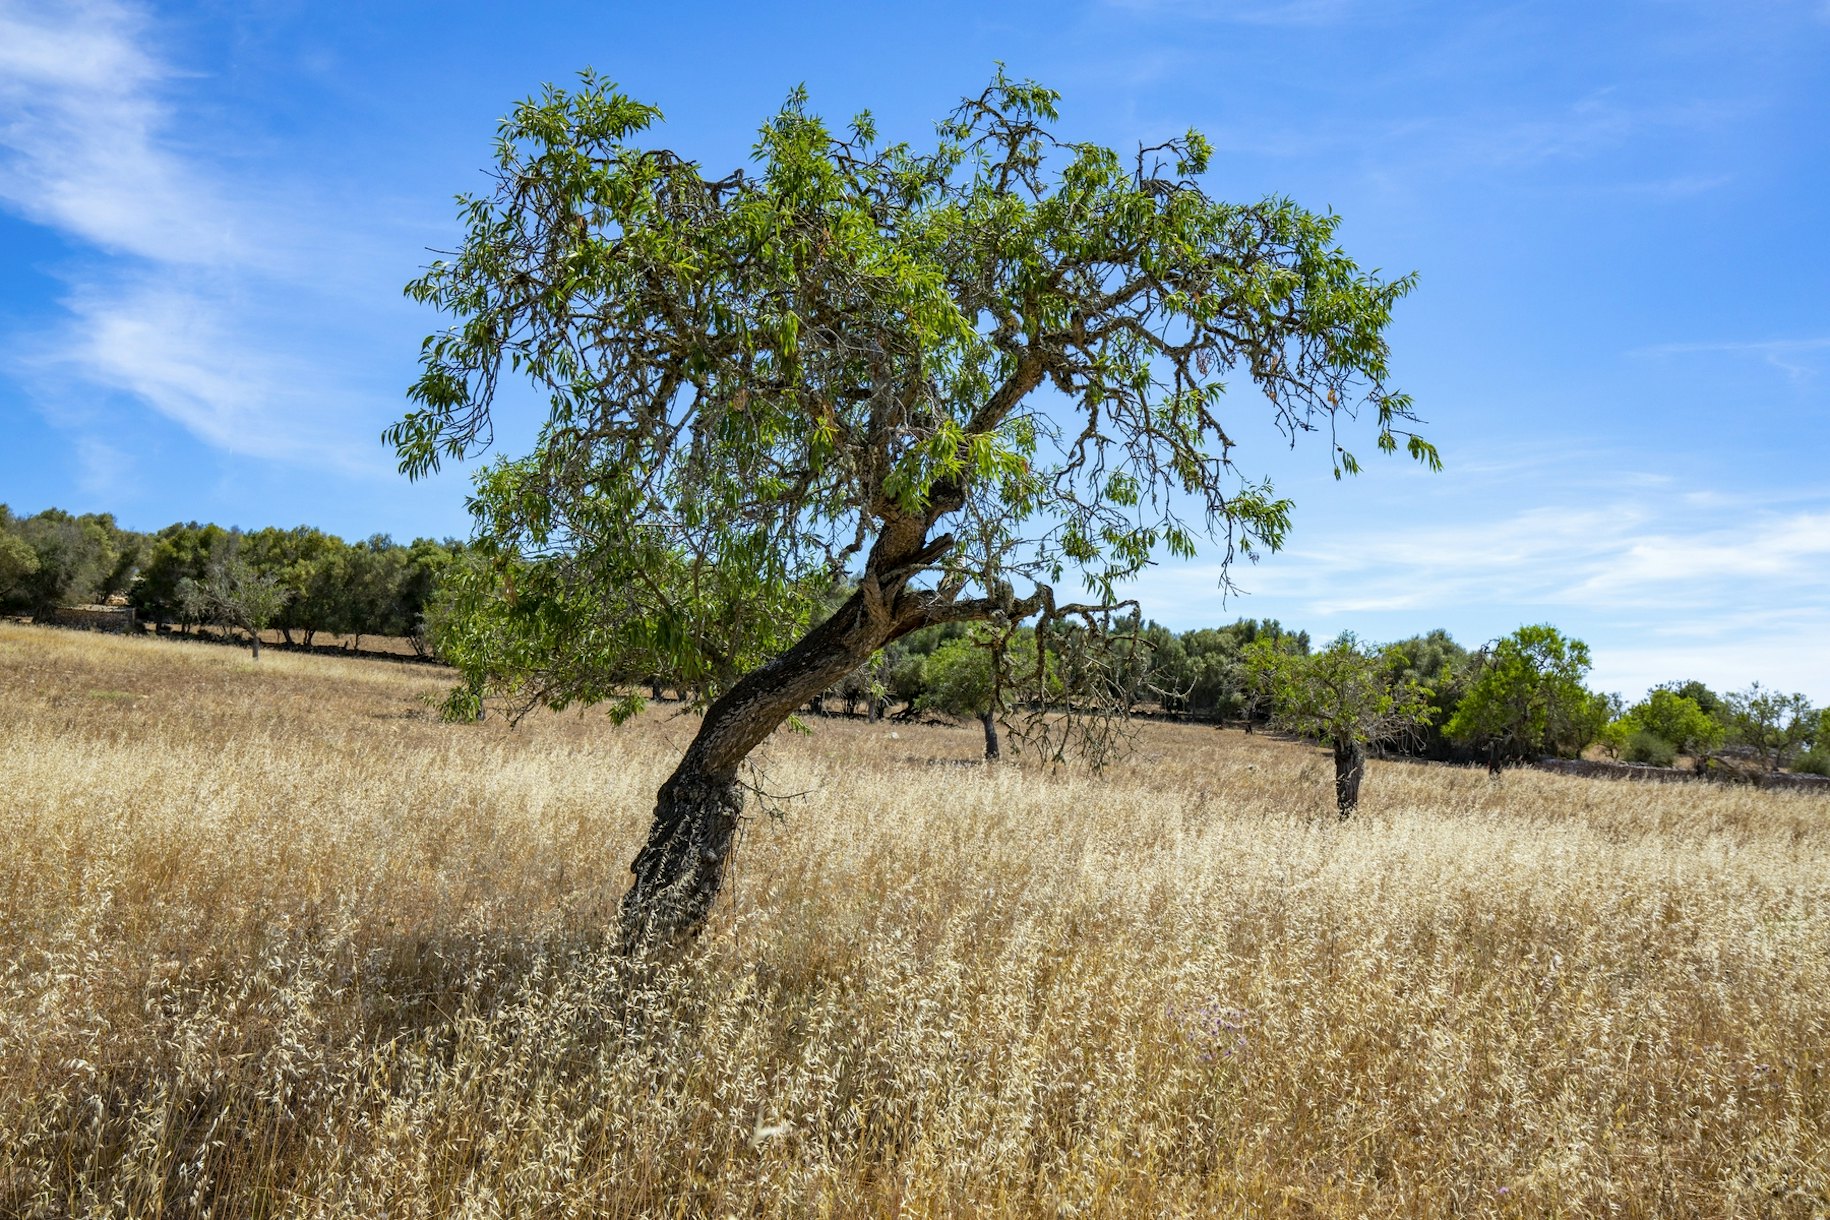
left=980, top=709, right=1001, bottom=761
left=1332, top=736, right=1365, bottom=818
left=618, top=585, right=895, bottom=951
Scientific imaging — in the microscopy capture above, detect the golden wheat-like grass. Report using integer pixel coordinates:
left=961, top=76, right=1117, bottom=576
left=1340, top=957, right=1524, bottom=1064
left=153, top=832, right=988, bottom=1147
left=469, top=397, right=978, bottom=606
left=1, top=622, right=1825, bottom=1218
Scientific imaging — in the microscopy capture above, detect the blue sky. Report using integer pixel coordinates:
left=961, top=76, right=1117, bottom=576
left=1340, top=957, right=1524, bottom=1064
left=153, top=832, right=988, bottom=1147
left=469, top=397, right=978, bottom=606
left=1, top=0, right=1826, bottom=702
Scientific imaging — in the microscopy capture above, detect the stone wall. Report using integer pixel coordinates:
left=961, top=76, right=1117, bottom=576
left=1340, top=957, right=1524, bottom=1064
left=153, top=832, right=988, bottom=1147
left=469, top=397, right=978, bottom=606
left=47, top=605, right=138, bottom=634
left=1534, top=755, right=1830, bottom=793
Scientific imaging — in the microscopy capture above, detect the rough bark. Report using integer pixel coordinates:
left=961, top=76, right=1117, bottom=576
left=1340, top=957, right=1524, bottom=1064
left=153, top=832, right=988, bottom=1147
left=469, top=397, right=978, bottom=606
left=616, top=497, right=1008, bottom=949
left=980, top=709, right=1001, bottom=761
left=619, top=580, right=904, bottom=951
left=1333, top=736, right=1365, bottom=818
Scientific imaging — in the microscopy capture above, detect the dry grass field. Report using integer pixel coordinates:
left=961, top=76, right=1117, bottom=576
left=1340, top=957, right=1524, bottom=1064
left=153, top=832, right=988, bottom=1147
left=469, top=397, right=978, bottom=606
left=2, top=621, right=1826, bottom=1218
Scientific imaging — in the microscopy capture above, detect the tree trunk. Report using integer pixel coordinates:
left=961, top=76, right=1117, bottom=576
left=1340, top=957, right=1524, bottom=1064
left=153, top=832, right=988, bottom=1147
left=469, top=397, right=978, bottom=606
left=980, top=709, right=1001, bottom=761
left=1333, top=736, right=1364, bottom=818
left=619, top=585, right=895, bottom=952
left=248, top=630, right=262, bottom=661
left=1487, top=742, right=1502, bottom=777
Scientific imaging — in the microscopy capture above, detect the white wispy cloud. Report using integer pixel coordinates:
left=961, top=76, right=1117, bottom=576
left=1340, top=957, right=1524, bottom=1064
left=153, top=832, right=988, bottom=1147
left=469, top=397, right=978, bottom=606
left=1635, top=336, right=1830, bottom=382
left=0, top=0, right=256, bottom=266
left=0, top=0, right=414, bottom=477
left=50, top=274, right=382, bottom=473
left=1257, top=496, right=1830, bottom=619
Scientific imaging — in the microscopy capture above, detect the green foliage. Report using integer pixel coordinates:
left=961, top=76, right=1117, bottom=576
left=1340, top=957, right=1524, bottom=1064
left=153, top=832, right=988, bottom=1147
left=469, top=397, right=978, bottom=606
left=1596, top=718, right=1630, bottom=760
left=1142, top=618, right=1310, bottom=720
left=1723, top=683, right=1816, bottom=771
left=1658, top=679, right=1725, bottom=720
left=132, top=523, right=228, bottom=627
left=0, top=508, right=138, bottom=617
left=1381, top=628, right=1470, bottom=758
left=1445, top=624, right=1603, bottom=762
left=1622, top=729, right=1678, bottom=768
left=128, top=519, right=466, bottom=647
left=920, top=636, right=999, bottom=719
left=177, top=531, right=288, bottom=656
left=1618, top=688, right=1723, bottom=757
left=391, top=70, right=1431, bottom=722
left=916, top=628, right=1056, bottom=720
left=1246, top=632, right=1433, bottom=751
left=0, top=507, right=40, bottom=598
left=244, top=526, right=341, bottom=642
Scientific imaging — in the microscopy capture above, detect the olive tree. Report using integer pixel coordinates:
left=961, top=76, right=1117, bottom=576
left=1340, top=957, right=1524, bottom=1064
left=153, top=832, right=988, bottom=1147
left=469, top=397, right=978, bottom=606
left=1247, top=632, right=1433, bottom=816
left=390, top=72, right=1436, bottom=949
left=921, top=628, right=1054, bottom=760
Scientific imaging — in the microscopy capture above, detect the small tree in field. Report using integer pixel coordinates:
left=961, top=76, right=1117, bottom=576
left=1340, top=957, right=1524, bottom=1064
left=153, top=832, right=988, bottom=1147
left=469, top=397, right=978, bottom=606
left=390, top=72, right=1436, bottom=949
left=920, top=629, right=1052, bottom=760
left=1617, top=687, right=1723, bottom=761
left=1247, top=633, right=1433, bottom=817
left=179, top=531, right=287, bottom=659
left=1722, top=683, right=1815, bottom=772
left=1446, top=624, right=1603, bottom=773
left=922, top=634, right=1004, bottom=759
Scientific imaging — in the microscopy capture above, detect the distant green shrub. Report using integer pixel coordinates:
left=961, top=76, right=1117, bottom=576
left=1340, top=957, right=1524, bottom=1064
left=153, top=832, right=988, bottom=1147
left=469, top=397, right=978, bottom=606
left=1624, top=729, right=1677, bottom=768
left=1794, top=748, right=1830, bottom=777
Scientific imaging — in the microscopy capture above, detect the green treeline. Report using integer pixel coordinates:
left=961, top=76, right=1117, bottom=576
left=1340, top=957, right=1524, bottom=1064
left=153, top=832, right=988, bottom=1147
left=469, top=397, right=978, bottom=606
left=0, top=505, right=463, bottom=656
left=831, top=620, right=1828, bottom=778
left=3, top=503, right=1824, bottom=776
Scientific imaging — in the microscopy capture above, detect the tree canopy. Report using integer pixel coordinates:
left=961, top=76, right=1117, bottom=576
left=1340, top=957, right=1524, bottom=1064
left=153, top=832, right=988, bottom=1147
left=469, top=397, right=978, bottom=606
left=392, top=71, right=1437, bottom=947
left=1247, top=632, right=1434, bottom=815
left=392, top=71, right=1434, bottom=716
left=1446, top=624, right=1605, bottom=769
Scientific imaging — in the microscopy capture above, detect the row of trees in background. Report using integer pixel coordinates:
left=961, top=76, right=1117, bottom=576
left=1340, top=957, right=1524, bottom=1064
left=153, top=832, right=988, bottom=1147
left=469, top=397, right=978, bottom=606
left=6, top=504, right=1825, bottom=800
left=823, top=610, right=1822, bottom=801
left=0, top=506, right=140, bottom=618
left=1180, top=621, right=1828, bottom=813
left=825, top=616, right=1829, bottom=813
left=0, top=505, right=462, bottom=658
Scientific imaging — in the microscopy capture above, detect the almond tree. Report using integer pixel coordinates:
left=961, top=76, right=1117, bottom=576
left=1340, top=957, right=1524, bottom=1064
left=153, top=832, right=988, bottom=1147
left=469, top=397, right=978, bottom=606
left=1247, top=632, right=1434, bottom=817
left=389, top=71, right=1438, bottom=949
left=1723, top=683, right=1816, bottom=772
left=177, top=531, right=287, bottom=660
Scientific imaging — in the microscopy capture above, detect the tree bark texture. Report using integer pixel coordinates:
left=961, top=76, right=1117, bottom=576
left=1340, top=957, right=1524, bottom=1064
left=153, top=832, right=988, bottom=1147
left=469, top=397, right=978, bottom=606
left=1333, top=736, right=1365, bottom=818
left=619, top=581, right=904, bottom=951
left=980, top=709, right=1001, bottom=761
left=617, top=501, right=1009, bottom=949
